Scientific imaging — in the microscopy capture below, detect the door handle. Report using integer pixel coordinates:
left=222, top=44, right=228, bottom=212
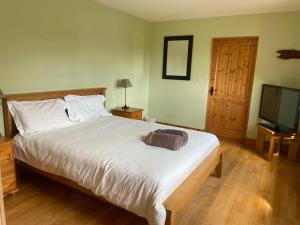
left=209, top=87, right=217, bottom=96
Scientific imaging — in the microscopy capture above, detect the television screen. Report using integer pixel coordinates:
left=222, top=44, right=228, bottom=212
left=259, top=84, right=300, bottom=132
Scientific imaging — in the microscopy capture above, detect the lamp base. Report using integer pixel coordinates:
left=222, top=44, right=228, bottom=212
left=122, top=105, right=130, bottom=110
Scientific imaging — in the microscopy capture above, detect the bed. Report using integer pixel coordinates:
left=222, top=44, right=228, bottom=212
left=2, top=88, right=223, bottom=225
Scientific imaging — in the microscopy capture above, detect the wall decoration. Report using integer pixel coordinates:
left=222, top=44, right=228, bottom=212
left=277, top=49, right=300, bottom=60
left=162, top=35, right=193, bottom=80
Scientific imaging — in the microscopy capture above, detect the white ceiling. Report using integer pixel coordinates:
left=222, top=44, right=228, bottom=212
left=94, top=0, right=300, bottom=21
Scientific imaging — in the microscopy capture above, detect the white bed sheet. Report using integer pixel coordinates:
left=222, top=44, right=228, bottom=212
left=13, top=115, right=219, bottom=225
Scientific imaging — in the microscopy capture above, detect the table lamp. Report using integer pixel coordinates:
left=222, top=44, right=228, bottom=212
left=117, top=79, right=133, bottom=110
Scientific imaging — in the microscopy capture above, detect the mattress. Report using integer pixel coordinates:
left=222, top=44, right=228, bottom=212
left=13, top=115, right=220, bottom=225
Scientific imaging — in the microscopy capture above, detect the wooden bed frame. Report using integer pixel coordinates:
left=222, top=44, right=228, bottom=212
left=2, top=88, right=223, bottom=225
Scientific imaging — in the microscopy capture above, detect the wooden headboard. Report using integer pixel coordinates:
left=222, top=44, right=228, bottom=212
left=2, top=87, right=106, bottom=138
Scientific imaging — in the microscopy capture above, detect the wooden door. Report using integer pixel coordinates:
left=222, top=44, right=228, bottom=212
left=206, top=37, right=258, bottom=140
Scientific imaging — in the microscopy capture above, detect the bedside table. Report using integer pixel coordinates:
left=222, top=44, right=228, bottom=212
left=111, top=107, right=144, bottom=120
left=0, top=137, right=18, bottom=196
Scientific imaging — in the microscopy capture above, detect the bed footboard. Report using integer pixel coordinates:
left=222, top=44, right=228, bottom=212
left=16, top=146, right=222, bottom=225
left=164, top=147, right=222, bottom=225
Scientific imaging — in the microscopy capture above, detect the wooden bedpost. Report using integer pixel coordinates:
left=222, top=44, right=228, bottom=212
left=165, top=209, right=174, bottom=225
left=163, top=147, right=222, bottom=225
left=215, top=153, right=223, bottom=178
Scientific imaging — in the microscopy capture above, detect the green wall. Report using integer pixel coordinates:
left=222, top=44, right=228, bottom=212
left=1, top=1, right=299, bottom=139
left=148, top=11, right=300, bottom=138
left=0, top=0, right=150, bottom=134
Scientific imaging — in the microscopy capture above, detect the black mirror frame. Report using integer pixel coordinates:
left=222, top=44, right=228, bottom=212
left=162, top=35, right=194, bottom=81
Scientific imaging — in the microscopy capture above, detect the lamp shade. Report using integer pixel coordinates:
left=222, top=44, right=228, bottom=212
left=117, top=79, right=133, bottom=88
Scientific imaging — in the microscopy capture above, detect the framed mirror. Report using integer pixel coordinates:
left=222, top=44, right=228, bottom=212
left=162, top=35, right=193, bottom=80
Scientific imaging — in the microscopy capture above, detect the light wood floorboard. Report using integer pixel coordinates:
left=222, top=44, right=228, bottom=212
left=4, top=140, right=300, bottom=225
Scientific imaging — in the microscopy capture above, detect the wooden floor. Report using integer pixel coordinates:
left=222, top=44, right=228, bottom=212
left=4, top=140, right=300, bottom=225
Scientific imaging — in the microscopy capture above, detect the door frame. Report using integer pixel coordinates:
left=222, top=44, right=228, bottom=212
left=205, top=36, right=259, bottom=141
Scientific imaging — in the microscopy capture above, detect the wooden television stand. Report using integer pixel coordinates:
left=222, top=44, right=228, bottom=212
left=256, top=123, right=295, bottom=161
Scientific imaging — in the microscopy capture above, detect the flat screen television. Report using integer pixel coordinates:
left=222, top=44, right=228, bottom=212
left=259, top=84, right=300, bottom=133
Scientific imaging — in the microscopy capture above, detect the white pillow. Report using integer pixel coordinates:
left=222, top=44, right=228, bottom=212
left=64, top=94, right=111, bottom=122
left=8, top=99, right=73, bottom=137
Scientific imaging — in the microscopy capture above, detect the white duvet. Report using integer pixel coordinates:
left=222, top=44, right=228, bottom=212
left=14, top=115, right=219, bottom=225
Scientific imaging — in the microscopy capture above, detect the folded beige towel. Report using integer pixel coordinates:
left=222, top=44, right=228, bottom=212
left=144, top=132, right=183, bottom=150
left=155, top=129, right=188, bottom=146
